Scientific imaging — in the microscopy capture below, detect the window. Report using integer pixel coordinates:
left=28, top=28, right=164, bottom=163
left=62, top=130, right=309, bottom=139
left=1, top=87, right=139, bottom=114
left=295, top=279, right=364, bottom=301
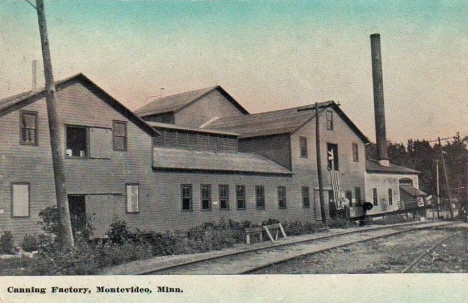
left=326, top=110, right=333, bottom=130
left=399, top=178, right=413, bottom=186
left=236, top=185, right=246, bottom=210
left=219, top=185, right=229, bottom=210
left=181, top=184, right=192, bottom=211
left=345, top=191, right=353, bottom=207
left=299, top=137, right=308, bottom=158
left=113, top=121, right=127, bottom=151
left=256, top=186, right=265, bottom=210
left=126, top=184, right=139, bottom=213
left=66, top=126, right=88, bottom=157
left=354, top=187, right=362, bottom=206
left=373, top=188, right=378, bottom=206
left=388, top=188, right=393, bottom=205
left=11, top=183, right=30, bottom=218
left=352, top=143, right=359, bottom=162
left=201, top=185, right=212, bottom=210
left=278, top=186, right=287, bottom=209
left=327, top=143, right=339, bottom=171
left=302, top=186, right=310, bottom=208
left=20, top=111, right=38, bottom=145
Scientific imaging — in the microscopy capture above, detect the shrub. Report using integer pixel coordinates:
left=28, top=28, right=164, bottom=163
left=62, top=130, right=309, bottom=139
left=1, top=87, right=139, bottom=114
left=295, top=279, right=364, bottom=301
left=21, top=234, right=39, bottom=252
left=327, top=217, right=357, bottom=229
left=0, top=231, right=15, bottom=254
left=106, top=221, right=135, bottom=244
left=38, top=206, right=61, bottom=236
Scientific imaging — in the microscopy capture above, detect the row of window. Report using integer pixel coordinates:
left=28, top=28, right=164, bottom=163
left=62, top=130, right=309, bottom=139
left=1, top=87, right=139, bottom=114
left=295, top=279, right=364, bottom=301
left=153, top=129, right=238, bottom=153
left=181, top=185, right=312, bottom=211
left=299, top=138, right=359, bottom=168
left=372, top=188, right=393, bottom=206
left=19, top=111, right=128, bottom=155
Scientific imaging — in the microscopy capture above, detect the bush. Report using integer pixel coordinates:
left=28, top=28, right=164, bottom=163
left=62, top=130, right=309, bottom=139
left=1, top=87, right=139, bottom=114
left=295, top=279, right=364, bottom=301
left=0, top=231, right=15, bottom=254
left=21, top=234, right=39, bottom=252
left=38, top=206, right=61, bottom=236
left=327, top=217, right=357, bottom=229
left=106, top=221, right=135, bottom=244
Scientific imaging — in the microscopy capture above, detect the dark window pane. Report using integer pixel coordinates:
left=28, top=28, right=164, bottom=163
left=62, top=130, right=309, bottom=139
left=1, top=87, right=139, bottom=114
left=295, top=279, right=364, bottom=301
left=302, top=187, right=310, bottom=208
left=236, top=185, right=246, bottom=209
left=66, top=127, right=87, bottom=157
left=201, top=185, right=211, bottom=210
left=256, top=186, right=265, bottom=210
left=300, top=137, right=308, bottom=158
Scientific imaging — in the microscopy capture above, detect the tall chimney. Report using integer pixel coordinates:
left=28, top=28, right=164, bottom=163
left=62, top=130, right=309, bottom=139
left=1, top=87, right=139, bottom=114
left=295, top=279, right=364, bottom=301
left=32, top=60, right=38, bottom=92
left=370, top=33, right=389, bottom=167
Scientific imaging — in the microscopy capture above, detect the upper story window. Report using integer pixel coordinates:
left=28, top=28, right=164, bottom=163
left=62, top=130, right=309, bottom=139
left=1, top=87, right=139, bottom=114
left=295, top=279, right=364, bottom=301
left=236, top=185, right=246, bottom=210
left=256, top=186, right=265, bottom=210
left=201, top=185, right=212, bottom=211
left=352, top=143, right=359, bottom=162
left=326, top=110, right=333, bottom=130
left=278, top=186, right=287, bottom=209
left=219, top=185, right=229, bottom=210
left=300, top=137, right=308, bottom=158
left=113, top=121, right=127, bottom=151
left=66, top=126, right=87, bottom=158
left=327, top=143, right=339, bottom=171
left=20, top=111, right=38, bottom=146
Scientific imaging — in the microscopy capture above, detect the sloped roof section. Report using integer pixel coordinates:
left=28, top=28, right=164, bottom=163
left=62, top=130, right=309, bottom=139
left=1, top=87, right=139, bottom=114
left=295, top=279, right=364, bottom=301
left=135, top=85, right=249, bottom=117
left=0, top=73, right=159, bottom=137
left=399, top=185, right=427, bottom=197
left=366, top=159, right=420, bottom=174
left=207, top=101, right=369, bottom=143
left=152, top=147, right=292, bottom=175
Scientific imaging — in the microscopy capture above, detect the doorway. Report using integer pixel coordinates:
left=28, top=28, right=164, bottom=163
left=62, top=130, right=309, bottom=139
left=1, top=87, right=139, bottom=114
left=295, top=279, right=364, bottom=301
left=68, top=195, right=87, bottom=238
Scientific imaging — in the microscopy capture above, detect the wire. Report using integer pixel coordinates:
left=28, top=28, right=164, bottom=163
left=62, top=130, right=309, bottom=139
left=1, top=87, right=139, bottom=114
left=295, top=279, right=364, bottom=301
left=25, top=0, right=37, bottom=10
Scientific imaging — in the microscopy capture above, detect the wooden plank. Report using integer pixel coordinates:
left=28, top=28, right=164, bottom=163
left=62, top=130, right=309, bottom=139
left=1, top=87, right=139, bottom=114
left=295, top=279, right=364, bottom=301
left=263, top=226, right=275, bottom=242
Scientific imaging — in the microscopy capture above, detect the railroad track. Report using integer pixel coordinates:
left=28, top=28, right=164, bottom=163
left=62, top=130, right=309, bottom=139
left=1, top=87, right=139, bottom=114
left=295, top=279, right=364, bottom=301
left=139, top=221, right=453, bottom=275
left=402, top=229, right=466, bottom=273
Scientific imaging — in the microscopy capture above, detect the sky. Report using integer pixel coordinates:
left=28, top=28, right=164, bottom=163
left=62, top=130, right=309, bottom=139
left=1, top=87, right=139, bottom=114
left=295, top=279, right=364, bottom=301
left=0, top=0, right=467, bottom=144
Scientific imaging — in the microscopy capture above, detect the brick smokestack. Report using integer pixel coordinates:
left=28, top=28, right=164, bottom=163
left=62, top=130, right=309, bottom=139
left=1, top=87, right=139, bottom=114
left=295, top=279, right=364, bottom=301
left=370, top=33, right=389, bottom=167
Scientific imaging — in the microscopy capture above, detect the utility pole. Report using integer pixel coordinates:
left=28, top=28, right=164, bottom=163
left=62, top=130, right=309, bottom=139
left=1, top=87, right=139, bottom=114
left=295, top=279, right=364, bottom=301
left=436, top=160, right=440, bottom=220
left=35, top=0, right=74, bottom=249
left=438, top=137, right=454, bottom=219
left=315, top=102, right=327, bottom=223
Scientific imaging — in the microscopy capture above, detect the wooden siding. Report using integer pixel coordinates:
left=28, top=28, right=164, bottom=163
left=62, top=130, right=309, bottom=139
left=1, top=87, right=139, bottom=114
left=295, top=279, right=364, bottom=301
left=148, top=171, right=316, bottom=232
left=0, top=98, right=56, bottom=241
left=175, top=89, right=245, bottom=128
left=238, top=134, right=291, bottom=170
left=365, top=172, right=419, bottom=215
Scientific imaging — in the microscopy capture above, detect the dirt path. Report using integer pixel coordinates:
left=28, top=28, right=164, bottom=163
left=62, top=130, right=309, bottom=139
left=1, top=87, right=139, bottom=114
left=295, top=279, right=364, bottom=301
left=252, top=228, right=466, bottom=274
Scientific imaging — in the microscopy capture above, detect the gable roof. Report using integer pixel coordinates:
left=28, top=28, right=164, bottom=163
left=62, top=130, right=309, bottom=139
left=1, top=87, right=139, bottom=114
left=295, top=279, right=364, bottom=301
left=366, top=159, right=420, bottom=174
left=153, top=147, right=292, bottom=175
left=0, top=73, right=159, bottom=137
left=134, top=85, right=249, bottom=117
left=147, top=121, right=239, bottom=137
left=207, top=101, right=370, bottom=143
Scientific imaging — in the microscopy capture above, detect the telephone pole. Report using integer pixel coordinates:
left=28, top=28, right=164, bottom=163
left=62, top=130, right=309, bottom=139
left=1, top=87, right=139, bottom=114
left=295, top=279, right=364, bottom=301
left=35, top=0, right=74, bottom=248
left=315, top=102, right=327, bottom=223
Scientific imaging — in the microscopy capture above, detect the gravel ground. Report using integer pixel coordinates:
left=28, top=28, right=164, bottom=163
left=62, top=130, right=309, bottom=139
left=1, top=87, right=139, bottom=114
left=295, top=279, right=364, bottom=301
left=253, top=228, right=466, bottom=274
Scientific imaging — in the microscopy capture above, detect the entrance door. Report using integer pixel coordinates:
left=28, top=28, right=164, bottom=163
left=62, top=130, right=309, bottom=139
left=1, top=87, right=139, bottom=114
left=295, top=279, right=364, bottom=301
left=68, top=195, right=87, bottom=238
